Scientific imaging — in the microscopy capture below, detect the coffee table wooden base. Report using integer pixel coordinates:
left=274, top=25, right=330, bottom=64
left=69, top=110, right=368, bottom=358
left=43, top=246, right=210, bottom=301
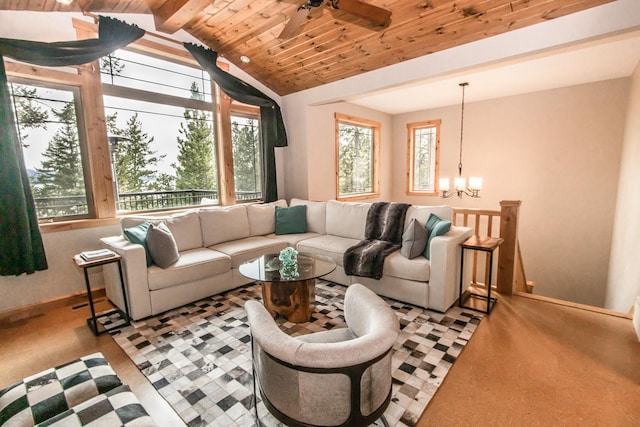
left=261, top=279, right=316, bottom=323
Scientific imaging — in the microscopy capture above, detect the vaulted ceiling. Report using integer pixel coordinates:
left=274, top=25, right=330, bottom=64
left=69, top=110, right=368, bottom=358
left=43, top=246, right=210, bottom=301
left=2, top=0, right=616, bottom=96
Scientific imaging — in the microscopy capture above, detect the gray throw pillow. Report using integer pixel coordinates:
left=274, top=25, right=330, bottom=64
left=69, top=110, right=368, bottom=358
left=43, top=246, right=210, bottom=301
left=401, top=218, right=428, bottom=259
left=146, top=222, right=180, bottom=268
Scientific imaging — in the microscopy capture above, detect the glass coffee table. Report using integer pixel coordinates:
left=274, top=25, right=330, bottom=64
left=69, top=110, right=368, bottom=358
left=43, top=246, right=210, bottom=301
left=239, top=252, right=336, bottom=323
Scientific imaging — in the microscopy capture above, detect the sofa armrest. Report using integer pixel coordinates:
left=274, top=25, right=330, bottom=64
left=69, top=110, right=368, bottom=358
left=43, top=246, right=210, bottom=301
left=427, top=226, right=473, bottom=312
left=100, top=236, right=152, bottom=320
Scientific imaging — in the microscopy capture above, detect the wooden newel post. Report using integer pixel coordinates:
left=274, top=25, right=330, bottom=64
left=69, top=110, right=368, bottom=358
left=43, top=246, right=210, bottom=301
left=497, top=200, right=522, bottom=295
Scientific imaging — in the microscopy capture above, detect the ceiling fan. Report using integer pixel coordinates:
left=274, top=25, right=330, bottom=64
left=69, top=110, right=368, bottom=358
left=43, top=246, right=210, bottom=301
left=279, top=0, right=392, bottom=40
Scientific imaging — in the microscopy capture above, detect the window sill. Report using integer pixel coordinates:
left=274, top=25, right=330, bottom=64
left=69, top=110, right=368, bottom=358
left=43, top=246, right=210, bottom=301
left=337, top=192, right=380, bottom=202
left=406, top=191, right=439, bottom=197
left=37, top=204, right=224, bottom=234
left=39, top=217, right=121, bottom=234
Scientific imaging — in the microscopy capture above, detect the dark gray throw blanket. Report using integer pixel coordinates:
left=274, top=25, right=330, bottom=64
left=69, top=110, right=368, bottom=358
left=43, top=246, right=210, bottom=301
left=344, top=202, right=411, bottom=279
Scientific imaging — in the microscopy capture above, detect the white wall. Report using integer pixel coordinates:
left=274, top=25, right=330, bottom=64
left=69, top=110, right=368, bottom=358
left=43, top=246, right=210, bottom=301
left=392, top=80, right=628, bottom=307
left=0, top=224, right=121, bottom=312
left=606, top=63, right=640, bottom=313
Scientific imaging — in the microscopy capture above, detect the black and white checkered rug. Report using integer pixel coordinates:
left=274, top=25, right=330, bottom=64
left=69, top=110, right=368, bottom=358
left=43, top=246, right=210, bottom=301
left=110, top=281, right=482, bottom=427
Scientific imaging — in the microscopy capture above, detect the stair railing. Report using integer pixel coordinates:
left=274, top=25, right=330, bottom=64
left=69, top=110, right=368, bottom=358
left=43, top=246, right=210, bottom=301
left=453, top=200, right=533, bottom=295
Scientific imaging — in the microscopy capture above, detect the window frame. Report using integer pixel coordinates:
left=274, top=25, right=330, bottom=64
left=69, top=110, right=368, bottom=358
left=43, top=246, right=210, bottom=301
left=406, top=119, right=441, bottom=196
left=8, top=73, right=95, bottom=222
left=334, top=113, right=380, bottom=201
left=2, top=18, right=261, bottom=232
left=230, top=104, right=262, bottom=202
left=100, top=47, right=220, bottom=213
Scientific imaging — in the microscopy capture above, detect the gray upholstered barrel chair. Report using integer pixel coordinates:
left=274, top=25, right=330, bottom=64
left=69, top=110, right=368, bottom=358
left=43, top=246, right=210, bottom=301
left=245, top=283, right=400, bottom=427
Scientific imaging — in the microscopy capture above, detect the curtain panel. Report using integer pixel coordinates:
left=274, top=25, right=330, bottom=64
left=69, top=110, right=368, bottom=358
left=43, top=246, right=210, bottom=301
left=0, top=16, right=144, bottom=276
left=184, top=43, right=288, bottom=203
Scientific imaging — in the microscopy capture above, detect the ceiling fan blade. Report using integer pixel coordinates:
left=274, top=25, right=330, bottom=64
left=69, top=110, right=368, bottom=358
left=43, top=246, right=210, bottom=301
left=333, top=0, right=391, bottom=26
left=279, top=6, right=312, bottom=40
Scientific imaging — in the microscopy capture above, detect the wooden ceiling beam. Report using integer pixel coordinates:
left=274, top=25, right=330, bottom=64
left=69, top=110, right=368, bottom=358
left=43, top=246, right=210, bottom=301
left=147, top=0, right=214, bottom=34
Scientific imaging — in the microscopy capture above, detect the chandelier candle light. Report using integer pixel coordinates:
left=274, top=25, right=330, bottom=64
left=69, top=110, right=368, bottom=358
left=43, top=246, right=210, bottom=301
left=440, top=82, right=482, bottom=198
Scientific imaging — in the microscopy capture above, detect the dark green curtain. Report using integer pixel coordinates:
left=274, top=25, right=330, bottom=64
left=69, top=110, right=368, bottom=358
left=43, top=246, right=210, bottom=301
left=0, top=16, right=144, bottom=276
left=183, top=43, right=288, bottom=203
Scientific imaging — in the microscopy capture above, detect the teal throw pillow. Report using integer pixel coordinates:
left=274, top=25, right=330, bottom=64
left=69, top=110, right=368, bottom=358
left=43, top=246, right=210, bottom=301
left=275, top=205, right=307, bottom=235
left=123, top=221, right=153, bottom=266
left=423, top=213, right=451, bottom=260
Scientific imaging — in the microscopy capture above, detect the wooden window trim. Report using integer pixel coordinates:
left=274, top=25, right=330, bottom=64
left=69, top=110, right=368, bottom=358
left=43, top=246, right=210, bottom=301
left=406, top=119, right=441, bottom=196
left=335, top=113, right=380, bottom=201
left=9, top=19, right=256, bottom=230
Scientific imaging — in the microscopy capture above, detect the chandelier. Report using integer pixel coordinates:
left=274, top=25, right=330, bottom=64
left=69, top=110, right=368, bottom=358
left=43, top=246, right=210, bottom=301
left=440, top=82, right=482, bottom=198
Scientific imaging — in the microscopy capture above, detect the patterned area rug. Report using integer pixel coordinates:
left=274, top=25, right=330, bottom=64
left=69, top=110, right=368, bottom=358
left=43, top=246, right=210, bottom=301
left=109, top=281, right=483, bottom=427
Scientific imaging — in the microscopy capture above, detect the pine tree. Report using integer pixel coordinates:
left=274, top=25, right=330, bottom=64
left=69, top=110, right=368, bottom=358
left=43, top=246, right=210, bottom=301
left=115, top=113, right=165, bottom=193
left=100, top=53, right=125, bottom=84
left=33, top=102, right=83, bottom=197
left=338, top=124, right=372, bottom=194
left=231, top=118, right=261, bottom=193
left=10, top=84, right=49, bottom=148
left=173, top=82, right=216, bottom=190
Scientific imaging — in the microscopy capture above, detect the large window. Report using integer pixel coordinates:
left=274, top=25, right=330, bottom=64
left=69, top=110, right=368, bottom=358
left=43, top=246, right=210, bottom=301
left=4, top=22, right=267, bottom=226
left=407, top=120, right=440, bottom=195
left=335, top=113, right=380, bottom=200
left=101, top=49, right=219, bottom=212
left=9, top=80, right=91, bottom=221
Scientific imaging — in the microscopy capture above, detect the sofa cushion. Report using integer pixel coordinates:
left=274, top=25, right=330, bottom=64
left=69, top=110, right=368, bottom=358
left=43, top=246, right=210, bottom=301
left=267, top=232, right=322, bottom=248
left=297, top=235, right=361, bottom=267
left=246, top=200, right=288, bottom=236
left=325, top=200, right=370, bottom=240
left=404, top=205, right=452, bottom=229
left=424, top=213, right=451, bottom=260
left=290, top=199, right=326, bottom=234
left=164, top=211, right=202, bottom=252
left=275, top=205, right=307, bottom=235
left=211, top=236, right=288, bottom=268
left=381, top=252, right=431, bottom=282
left=121, top=211, right=202, bottom=254
left=147, top=248, right=231, bottom=291
left=401, top=218, right=428, bottom=259
left=0, top=352, right=122, bottom=427
left=146, top=223, right=180, bottom=268
left=123, top=222, right=153, bottom=266
left=200, top=205, right=250, bottom=247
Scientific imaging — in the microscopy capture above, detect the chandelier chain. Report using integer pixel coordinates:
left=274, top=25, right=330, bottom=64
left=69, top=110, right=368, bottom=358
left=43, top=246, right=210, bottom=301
left=458, top=82, right=468, bottom=176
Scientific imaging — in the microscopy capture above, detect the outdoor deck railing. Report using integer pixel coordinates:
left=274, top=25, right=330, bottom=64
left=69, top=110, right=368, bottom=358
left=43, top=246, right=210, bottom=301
left=34, top=189, right=262, bottom=218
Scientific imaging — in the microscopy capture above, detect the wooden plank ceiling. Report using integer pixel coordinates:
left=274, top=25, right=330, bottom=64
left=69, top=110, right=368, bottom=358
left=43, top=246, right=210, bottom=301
left=3, top=0, right=615, bottom=96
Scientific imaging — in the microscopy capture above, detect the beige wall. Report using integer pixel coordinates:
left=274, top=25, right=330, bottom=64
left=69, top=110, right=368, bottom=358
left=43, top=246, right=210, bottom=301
left=283, top=80, right=628, bottom=308
left=607, top=64, right=640, bottom=313
left=281, top=99, right=394, bottom=202
left=391, top=80, right=628, bottom=307
left=0, top=225, right=121, bottom=312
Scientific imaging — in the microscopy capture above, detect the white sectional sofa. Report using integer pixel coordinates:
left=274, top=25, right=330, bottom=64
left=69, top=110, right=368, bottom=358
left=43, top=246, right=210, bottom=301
left=100, top=199, right=472, bottom=320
